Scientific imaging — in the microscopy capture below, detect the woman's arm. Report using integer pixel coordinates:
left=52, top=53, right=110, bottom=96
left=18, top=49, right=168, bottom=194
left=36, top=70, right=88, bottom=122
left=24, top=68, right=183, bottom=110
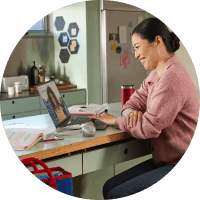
left=115, top=71, right=187, bottom=139
left=121, top=109, right=135, bottom=117
left=90, top=80, right=148, bottom=128
left=120, top=78, right=149, bottom=118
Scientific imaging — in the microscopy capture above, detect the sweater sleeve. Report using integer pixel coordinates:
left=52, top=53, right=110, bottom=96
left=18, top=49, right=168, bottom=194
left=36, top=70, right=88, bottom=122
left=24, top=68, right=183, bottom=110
left=114, top=71, right=187, bottom=139
left=121, top=78, right=149, bottom=114
left=114, top=78, right=148, bottom=130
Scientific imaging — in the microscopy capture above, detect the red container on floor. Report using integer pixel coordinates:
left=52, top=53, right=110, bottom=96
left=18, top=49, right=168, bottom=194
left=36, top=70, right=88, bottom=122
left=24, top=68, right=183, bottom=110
left=121, top=85, right=135, bottom=107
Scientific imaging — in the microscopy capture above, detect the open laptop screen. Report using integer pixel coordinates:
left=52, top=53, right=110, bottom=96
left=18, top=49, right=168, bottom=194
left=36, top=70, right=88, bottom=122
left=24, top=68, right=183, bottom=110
left=36, top=81, right=71, bottom=128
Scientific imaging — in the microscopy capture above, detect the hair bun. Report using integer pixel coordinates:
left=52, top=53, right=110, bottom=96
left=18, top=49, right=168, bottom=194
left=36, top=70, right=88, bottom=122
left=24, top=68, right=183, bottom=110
left=170, top=32, right=180, bottom=52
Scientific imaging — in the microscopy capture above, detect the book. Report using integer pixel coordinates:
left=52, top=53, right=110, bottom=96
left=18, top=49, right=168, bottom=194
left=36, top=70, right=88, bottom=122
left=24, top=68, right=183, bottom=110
left=4, top=128, right=56, bottom=150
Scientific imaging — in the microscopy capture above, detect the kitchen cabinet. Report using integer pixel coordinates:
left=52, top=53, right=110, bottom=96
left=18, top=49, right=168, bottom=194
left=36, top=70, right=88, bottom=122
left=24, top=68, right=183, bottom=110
left=0, top=89, right=86, bottom=120
left=40, top=89, right=86, bottom=113
left=0, top=96, right=41, bottom=120
left=61, top=90, right=86, bottom=106
left=0, top=96, right=40, bottom=116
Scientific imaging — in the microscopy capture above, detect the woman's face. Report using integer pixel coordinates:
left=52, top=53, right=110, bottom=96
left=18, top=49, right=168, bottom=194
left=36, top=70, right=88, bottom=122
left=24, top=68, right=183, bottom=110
left=132, top=33, right=159, bottom=70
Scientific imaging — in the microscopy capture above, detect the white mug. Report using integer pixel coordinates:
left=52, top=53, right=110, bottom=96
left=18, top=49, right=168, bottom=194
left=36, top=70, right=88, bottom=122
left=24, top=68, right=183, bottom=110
left=55, top=79, right=59, bottom=84
left=8, top=86, right=15, bottom=96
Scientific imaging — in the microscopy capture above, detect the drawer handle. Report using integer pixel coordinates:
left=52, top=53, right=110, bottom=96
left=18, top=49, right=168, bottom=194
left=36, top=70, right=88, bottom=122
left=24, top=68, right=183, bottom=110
left=124, top=148, right=128, bottom=155
left=13, top=116, right=16, bottom=119
left=62, top=94, right=65, bottom=97
left=12, top=101, right=15, bottom=104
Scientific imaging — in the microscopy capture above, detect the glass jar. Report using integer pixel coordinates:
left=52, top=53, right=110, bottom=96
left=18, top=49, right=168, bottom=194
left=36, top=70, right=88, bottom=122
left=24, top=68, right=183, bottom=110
left=39, top=65, right=45, bottom=83
left=14, top=82, right=22, bottom=94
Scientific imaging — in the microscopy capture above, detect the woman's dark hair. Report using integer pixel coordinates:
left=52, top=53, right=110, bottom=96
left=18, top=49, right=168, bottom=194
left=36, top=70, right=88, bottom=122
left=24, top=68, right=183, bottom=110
left=132, top=18, right=180, bottom=53
left=47, top=86, right=60, bottom=109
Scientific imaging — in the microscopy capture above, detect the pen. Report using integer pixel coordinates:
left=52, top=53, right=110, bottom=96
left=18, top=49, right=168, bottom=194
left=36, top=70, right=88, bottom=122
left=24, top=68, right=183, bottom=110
left=40, top=137, right=64, bottom=142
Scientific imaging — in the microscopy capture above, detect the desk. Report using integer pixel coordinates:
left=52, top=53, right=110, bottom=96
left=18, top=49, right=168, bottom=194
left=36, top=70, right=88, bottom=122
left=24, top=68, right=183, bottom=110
left=3, top=103, right=152, bottom=199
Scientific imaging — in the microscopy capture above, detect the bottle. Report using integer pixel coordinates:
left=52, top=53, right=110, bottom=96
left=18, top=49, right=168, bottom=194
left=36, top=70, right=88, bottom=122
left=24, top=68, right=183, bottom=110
left=39, top=65, right=45, bottom=83
left=14, top=82, right=22, bottom=94
left=120, top=85, right=135, bottom=107
left=31, top=61, right=39, bottom=85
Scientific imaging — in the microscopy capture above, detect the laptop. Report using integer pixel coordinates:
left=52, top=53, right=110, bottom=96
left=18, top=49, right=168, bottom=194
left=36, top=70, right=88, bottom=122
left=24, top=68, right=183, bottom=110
left=36, top=80, right=107, bottom=130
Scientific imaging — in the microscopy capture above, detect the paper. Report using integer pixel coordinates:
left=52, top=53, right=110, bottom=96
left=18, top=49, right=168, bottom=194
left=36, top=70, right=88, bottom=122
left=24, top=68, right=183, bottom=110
left=4, top=122, right=55, bottom=130
left=70, top=40, right=77, bottom=52
left=120, top=50, right=130, bottom=69
left=128, top=22, right=133, bottom=28
left=68, top=104, right=108, bottom=115
left=71, top=28, right=76, bottom=36
left=5, top=128, right=55, bottom=150
left=111, top=43, right=117, bottom=51
left=119, top=26, right=127, bottom=44
left=72, top=40, right=77, bottom=47
left=63, top=36, right=68, bottom=43
left=70, top=45, right=75, bottom=52
left=109, top=33, right=118, bottom=41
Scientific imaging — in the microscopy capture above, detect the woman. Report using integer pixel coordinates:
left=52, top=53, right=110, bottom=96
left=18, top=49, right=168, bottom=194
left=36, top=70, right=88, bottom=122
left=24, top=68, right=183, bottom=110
left=47, top=86, right=66, bottom=122
left=91, top=18, right=199, bottom=199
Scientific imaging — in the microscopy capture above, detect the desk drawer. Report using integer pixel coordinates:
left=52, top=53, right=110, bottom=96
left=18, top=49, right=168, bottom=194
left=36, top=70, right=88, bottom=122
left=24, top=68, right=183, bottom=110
left=0, top=97, right=40, bottom=115
left=83, top=140, right=151, bottom=174
left=45, top=154, right=82, bottom=177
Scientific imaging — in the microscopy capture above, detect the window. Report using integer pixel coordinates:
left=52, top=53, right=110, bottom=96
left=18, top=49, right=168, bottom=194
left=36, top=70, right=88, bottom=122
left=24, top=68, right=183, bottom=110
left=25, top=16, right=48, bottom=36
left=29, top=18, right=46, bottom=32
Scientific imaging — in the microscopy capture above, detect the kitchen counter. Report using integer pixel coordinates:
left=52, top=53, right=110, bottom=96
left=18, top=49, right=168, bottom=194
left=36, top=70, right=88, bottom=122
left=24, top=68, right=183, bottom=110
left=0, top=88, right=85, bottom=101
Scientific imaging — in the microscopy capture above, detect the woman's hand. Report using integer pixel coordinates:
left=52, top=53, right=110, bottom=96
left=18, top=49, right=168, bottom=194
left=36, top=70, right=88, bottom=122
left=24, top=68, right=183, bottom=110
left=89, top=113, right=116, bottom=125
left=126, top=111, right=143, bottom=127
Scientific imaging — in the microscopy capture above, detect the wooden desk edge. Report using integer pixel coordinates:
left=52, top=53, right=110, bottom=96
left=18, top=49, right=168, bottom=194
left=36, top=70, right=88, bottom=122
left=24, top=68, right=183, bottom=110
left=18, top=131, right=131, bottom=160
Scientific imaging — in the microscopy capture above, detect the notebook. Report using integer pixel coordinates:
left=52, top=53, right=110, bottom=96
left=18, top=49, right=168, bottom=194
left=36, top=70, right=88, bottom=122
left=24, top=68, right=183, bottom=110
left=36, top=81, right=107, bottom=130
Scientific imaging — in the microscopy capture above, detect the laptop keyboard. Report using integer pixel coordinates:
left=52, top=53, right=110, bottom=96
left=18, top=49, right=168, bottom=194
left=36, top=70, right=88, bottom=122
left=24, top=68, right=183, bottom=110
left=67, top=116, right=91, bottom=125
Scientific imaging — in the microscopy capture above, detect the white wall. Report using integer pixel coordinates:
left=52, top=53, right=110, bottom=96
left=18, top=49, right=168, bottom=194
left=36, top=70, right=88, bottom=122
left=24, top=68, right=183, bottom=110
left=3, top=37, right=55, bottom=78
left=165, top=19, right=199, bottom=94
left=52, top=2, right=87, bottom=90
left=176, top=42, right=199, bottom=95
left=176, top=42, right=200, bottom=107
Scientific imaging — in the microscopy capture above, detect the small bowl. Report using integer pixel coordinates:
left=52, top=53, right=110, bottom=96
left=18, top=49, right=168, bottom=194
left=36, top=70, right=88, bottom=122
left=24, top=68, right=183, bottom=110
left=81, top=122, right=96, bottom=137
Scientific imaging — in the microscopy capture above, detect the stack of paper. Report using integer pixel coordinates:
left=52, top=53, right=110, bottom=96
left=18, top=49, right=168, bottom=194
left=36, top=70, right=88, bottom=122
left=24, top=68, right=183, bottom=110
left=68, top=104, right=108, bottom=116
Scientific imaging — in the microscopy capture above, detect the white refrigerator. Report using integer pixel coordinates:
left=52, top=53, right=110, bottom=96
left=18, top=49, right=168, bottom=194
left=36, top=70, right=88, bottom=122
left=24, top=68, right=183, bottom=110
left=101, top=9, right=148, bottom=104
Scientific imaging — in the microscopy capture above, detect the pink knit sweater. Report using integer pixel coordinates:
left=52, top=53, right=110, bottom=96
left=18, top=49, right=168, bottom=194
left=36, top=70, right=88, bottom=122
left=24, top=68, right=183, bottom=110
left=114, top=56, right=199, bottom=166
